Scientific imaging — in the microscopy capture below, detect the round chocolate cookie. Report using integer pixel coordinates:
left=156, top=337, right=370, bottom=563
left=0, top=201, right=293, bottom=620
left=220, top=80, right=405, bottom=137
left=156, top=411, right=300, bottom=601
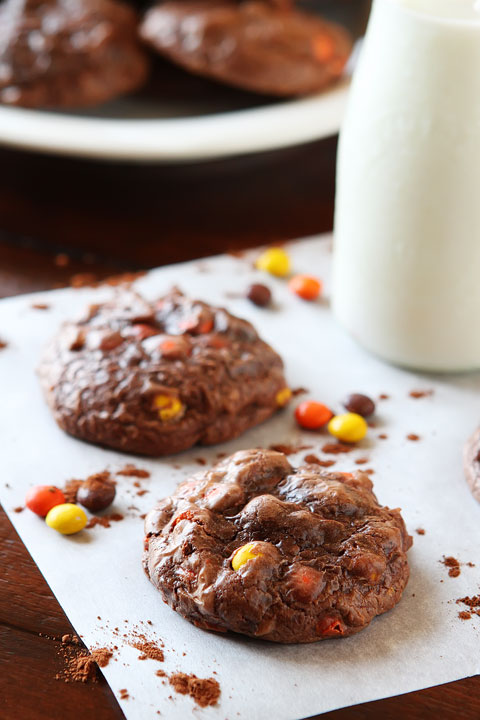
left=38, top=291, right=288, bottom=456
left=0, top=0, right=149, bottom=108
left=140, top=0, right=352, bottom=97
left=143, top=449, right=412, bottom=643
left=463, top=427, right=480, bottom=503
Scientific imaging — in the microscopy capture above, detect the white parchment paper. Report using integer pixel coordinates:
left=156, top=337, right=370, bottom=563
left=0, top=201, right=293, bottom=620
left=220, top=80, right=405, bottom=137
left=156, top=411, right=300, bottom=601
left=1, top=236, right=479, bottom=719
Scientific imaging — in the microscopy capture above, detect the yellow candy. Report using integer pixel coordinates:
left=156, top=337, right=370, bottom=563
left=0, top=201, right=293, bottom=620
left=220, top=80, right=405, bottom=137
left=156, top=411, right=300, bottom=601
left=256, top=248, right=291, bottom=277
left=276, top=387, right=292, bottom=407
left=231, top=542, right=262, bottom=571
left=328, top=413, right=368, bottom=443
left=154, top=394, right=184, bottom=422
left=45, top=503, right=87, bottom=535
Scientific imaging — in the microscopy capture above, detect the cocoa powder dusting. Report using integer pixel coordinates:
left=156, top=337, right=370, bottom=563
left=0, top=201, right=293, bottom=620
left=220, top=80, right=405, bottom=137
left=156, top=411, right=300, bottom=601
left=407, top=434, right=421, bottom=442
left=56, top=639, right=113, bottom=683
left=31, top=302, right=50, bottom=310
left=458, top=611, right=472, bottom=621
left=321, top=442, right=354, bottom=455
left=117, top=464, right=151, bottom=479
left=441, top=556, right=461, bottom=577
left=354, top=457, right=369, bottom=465
left=0, top=339, right=8, bottom=350
left=303, top=454, right=335, bottom=468
left=63, top=479, right=84, bottom=503
left=378, top=433, right=388, bottom=440
left=270, top=443, right=312, bottom=456
left=379, top=394, right=390, bottom=400
left=86, top=513, right=124, bottom=529
left=13, top=506, right=24, bottom=513
left=409, top=390, right=434, bottom=399
left=416, top=528, right=426, bottom=536
left=130, top=636, right=164, bottom=662
left=169, top=673, right=220, bottom=708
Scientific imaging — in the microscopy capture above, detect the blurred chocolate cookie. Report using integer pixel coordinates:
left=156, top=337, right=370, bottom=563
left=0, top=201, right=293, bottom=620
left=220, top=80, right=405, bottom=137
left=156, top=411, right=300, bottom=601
left=38, top=290, right=289, bottom=456
left=140, top=0, right=352, bottom=96
left=0, top=0, right=149, bottom=108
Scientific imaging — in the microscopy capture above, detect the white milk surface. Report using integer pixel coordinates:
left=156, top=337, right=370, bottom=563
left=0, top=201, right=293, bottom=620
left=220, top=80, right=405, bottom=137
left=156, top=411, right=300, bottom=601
left=334, top=0, right=480, bottom=370
left=1, top=236, right=479, bottom=720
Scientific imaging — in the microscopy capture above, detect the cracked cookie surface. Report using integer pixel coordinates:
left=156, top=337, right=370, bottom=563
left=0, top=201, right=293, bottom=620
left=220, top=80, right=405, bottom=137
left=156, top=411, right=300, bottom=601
left=38, top=291, right=287, bottom=456
left=144, top=449, right=412, bottom=643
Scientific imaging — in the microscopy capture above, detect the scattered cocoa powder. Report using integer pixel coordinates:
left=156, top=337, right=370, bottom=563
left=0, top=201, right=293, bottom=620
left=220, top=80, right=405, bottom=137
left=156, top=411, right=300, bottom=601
left=364, top=469, right=375, bottom=475
left=119, top=689, right=129, bottom=700
left=407, top=434, right=421, bottom=442
left=195, top=458, right=207, bottom=466
left=56, top=640, right=113, bottom=683
left=303, top=454, right=335, bottom=468
left=130, top=636, right=164, bottom=662
left=70, top=272, right=98, bottom=288
left=71, top=270, right=147, bottom=289
left=378, top=433, right=388, bottom=440
left=379, top=394, right=390, bottom=400
left=321, top=442, right=354, bottom=455
left=86, top=513, right=124, bottom=529
left=456, top=594, right=480, bottom=611
left=156, top=669, right=167, bottom=677
left=169, top=673, right=220, bottom=708
left=63, top=479, right=84, bottom=504
left=31, top=302, right=50, bottom=310
left=416, top=528, right=426, bottom=535
left=0, top=339, right=8, bottom=350
left=458, top=611, right=472, bottom=621
left=117, top=464, right=150, bottom=479
left=136, top=490, right=148, bottom=497
left=409, top=390, right=434, bottom=399
left=354, top=457, right=369, bottom=465
left=441, top=556, right=461, bottom=577
left=13, top=506, right=24, bottom=513
left=269, top=443, right=312, bottom=456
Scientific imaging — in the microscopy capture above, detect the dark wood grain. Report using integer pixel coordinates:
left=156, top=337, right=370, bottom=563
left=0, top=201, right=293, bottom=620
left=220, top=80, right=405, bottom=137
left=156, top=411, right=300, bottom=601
left=0, top=142, right=478, bottom=720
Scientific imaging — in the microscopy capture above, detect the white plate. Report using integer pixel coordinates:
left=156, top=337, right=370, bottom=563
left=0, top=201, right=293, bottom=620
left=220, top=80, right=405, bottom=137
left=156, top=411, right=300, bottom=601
left=0, top=79, right=350, bottom=163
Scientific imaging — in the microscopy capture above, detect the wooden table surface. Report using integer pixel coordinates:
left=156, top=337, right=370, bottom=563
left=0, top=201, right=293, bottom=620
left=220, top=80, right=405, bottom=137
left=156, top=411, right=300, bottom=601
left=1, top=140, right=478, bottom=720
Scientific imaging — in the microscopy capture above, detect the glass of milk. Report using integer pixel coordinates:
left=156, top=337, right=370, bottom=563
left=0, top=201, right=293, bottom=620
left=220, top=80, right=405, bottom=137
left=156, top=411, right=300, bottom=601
left=333, top=0, right=480, bottom=371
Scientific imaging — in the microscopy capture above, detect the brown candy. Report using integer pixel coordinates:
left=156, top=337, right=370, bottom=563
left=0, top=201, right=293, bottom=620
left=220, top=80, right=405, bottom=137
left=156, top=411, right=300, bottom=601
left=247, top=284, right=272, bottom=307
left=343, top=393, right=375, bottom=418
left=77, top=477, right=116, bottom=513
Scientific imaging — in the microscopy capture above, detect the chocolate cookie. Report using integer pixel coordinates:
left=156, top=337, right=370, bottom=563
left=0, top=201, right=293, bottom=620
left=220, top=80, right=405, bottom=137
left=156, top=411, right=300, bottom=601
left=463, top=427, right=480, bottom=503
left=0, top=0, right=149, bottom=108
left=38, top=291, right=288, bottom=456
left=144, top=449, right=412, bottom=643
left=140, top=0, right=352, bottom=97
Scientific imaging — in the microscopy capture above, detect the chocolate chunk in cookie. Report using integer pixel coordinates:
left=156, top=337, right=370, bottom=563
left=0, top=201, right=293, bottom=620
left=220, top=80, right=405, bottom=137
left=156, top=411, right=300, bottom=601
left=0, top=0, right=149, bottom=108
left=140, top=0, right=352, bottom=97
left=38, top=291, right=288, bottom=456
left=143, top=449, right=412, bottom=643
left=463, top=427, right=480, bottom=503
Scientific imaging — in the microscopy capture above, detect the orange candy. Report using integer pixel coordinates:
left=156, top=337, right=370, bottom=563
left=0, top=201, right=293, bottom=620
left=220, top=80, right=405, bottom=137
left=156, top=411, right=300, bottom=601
left=25, top=485, right=66, bottom=517
left=295, top=401, right=333, bottom=430
left=288, top=275, right=322, bottom=301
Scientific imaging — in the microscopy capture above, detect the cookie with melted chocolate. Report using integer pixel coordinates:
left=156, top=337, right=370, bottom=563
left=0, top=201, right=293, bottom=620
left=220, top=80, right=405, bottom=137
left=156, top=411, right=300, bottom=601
left=143, top=449, right=412, bottom=642
left=38, top=291, right=287, bottom=456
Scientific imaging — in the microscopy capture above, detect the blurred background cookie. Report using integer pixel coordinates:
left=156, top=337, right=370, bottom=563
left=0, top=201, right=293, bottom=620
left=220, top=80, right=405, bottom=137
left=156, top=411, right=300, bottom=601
left=0, top=0, right=149, bottom=108
left=140, top=0, right=353, bottom=96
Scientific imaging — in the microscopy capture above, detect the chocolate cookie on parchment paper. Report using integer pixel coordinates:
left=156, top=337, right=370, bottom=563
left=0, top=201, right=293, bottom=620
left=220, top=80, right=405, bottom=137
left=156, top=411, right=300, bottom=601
left=38, top=291, right=288, bottom=456
left=144, top=449, right=412, bottom=643
left=0, top=0, right=149, bottom=108
left=463, top=427, right=480, bottom=503
left=140, top=0, right=352, bottom=97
